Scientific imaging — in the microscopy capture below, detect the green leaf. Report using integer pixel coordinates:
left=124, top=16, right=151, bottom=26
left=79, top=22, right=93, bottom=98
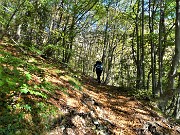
left=25, top=73, right=32, bottom=81
left=20, top=84, right=29, bottom=94
left=0, top=66, right=3, bottom=73
left=0, top=80, right=4, bottom=86
left=23, top=104, right=31, bottom=111
left=6, top=78, right=16, bottom=87
left=12, top=68, right=20, bottom=76
left=34, top=85, right=38, bottom=89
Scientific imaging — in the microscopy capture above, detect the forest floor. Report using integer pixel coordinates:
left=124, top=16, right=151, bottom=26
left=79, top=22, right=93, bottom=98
left=0, top=42, right=180, bottom=135
left=46, top=75, right=180, bottom=135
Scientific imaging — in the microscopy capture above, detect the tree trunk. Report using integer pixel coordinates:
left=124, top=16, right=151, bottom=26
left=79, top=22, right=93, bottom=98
left=141, top=0, right=145, bottom=89
left=163, top=0, right=180, bottom=117
left=135, top=0, right=141, bottom=89
left=173, top=94, right=180, bottom=119
left=157, top=0, right=165, bottom=96
left=1, top=0, right=26, bottom=40
left=101, top=5, right=110, bottom=82
left=168, top=0, right=180, bottom=90
left=16, top=24, right=22, bottom=42
left=105, top=46, right=116, bottom=84
left=149, top=0, right=156, bottom=97
left=172, top=73, right=180, bottom=119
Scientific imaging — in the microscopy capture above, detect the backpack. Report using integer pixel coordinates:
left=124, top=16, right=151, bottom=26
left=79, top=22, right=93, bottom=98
left=96, top=61, right=103, bottom=71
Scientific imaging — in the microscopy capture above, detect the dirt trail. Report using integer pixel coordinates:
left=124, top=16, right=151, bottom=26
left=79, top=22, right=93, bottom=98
left=48, top=76, right=180, bottom=135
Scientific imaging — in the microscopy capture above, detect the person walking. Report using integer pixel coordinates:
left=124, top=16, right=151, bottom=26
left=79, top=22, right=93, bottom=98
left=93, top=61, right=103, bottom=83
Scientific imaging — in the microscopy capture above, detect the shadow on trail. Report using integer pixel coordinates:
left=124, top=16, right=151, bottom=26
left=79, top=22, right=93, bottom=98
left=47, top=75, right=179, bottom=135
left=78, top=75, right=176, bottom=134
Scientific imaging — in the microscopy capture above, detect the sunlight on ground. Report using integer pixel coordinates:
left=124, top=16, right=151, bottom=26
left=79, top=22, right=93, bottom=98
left=1, top=43, right=179, bottom=135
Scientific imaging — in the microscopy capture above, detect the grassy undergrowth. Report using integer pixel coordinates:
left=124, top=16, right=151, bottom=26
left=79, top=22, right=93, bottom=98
left=0, top=43, right=82, bottom=135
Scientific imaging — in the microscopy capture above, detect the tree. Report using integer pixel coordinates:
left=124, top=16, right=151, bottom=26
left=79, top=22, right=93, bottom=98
left=157, top=0, right=165, bottom=96
left=141, top=0, right=145, bottom=89
left=166, top=0, right=180, bottom=119
left=149, top=0, right=157, bottom=97
left=0, top=0, right=26, bottom=40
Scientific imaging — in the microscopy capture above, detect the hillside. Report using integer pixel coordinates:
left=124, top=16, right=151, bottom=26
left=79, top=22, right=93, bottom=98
left=0, top=42, right=180, bottom=135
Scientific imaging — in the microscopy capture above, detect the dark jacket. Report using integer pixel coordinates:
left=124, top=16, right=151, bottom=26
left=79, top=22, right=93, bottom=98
left=93, top=61, right=103, bottom=73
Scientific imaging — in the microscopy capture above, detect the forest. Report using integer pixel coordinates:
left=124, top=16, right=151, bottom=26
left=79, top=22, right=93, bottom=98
left=0, top=0, right=180, bottom=134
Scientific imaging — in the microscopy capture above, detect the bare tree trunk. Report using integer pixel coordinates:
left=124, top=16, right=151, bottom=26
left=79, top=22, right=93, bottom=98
left=149, top=0, right=157, bottom=97
left=158, top=0, right=165, bottom=96
left=141, top=0, right=145, bottom=89
left=16, top=24, right=22, bottom=42
left=101, top=5, right=110, bottom=82
left=134, top=0, right=141, bottom=89
left=105, top=46, right=116, bottom=84
left=172, top=73, right=180, bottom=119
left=105, top=25, right=117, bottom=84
left=173, top=94, right=180, bottom=119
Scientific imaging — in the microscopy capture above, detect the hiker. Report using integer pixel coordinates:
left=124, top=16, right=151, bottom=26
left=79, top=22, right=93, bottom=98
left=93, top=61, right=103, bottom=83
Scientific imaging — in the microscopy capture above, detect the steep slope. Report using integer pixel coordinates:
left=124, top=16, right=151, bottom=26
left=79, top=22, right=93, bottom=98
left=0, top=42, right=180, bottom=135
